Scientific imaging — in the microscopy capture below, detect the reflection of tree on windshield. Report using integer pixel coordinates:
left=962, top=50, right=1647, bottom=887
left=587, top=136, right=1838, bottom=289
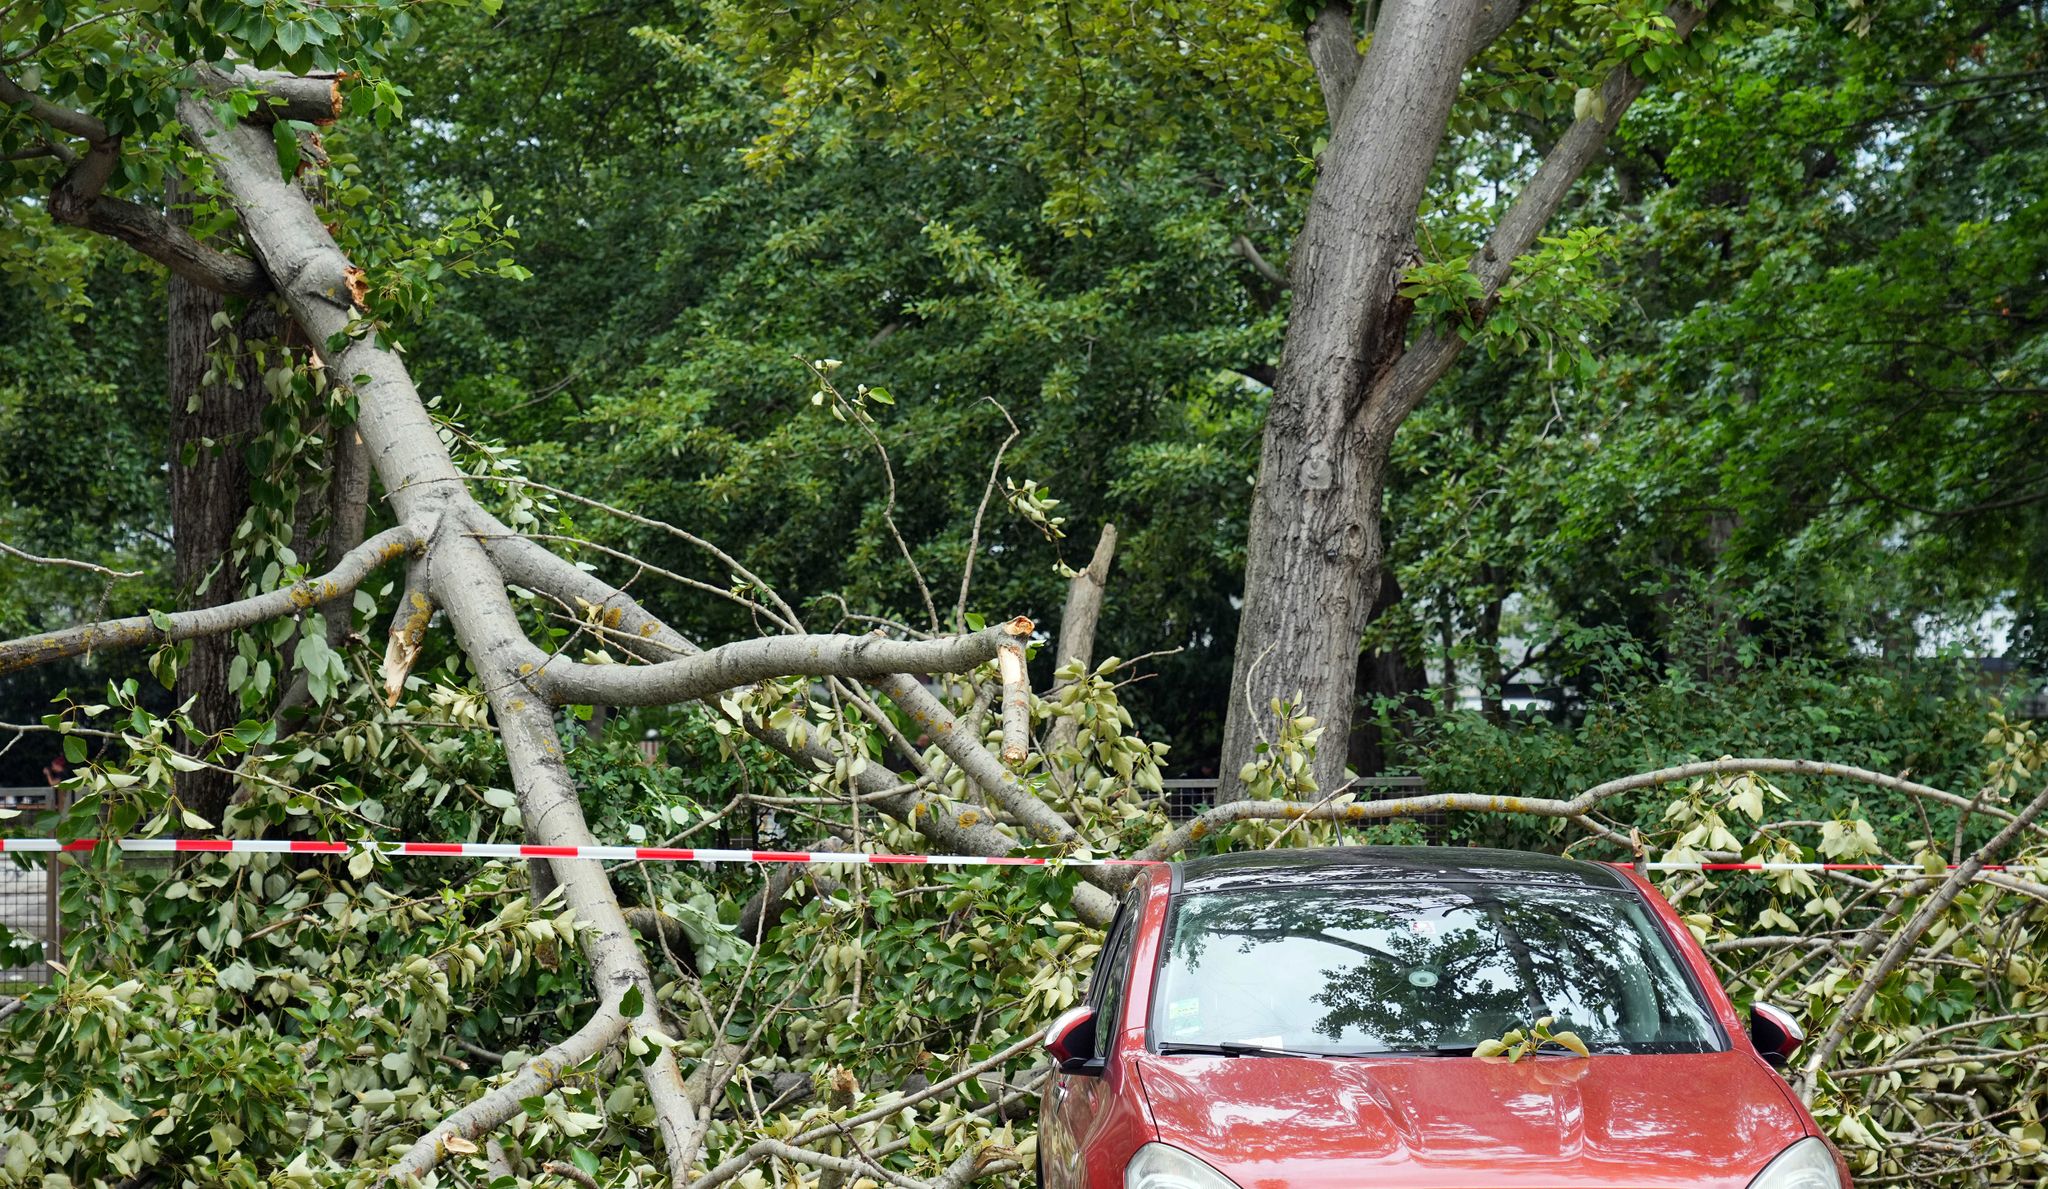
left=1159, top=885, right=1719, bottom=1054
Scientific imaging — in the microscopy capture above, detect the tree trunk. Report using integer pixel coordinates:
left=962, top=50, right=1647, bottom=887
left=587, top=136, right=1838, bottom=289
left=1346, top=568, right=1430, bottom=777
left=166, top=180, right=271, bottom=826
left=1215, top=0, right=1485, bottom=800
left=1477, top=563, right=1505, bottom=725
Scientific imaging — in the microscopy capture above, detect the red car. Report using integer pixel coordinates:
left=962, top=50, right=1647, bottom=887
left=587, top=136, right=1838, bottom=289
left=1039, top=846, right=1850, bottom=1189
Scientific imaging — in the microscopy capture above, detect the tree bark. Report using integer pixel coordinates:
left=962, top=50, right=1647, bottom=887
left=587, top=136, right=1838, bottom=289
left=166, top=181, right=275, bottom=825
left=1049, top=523, right=1116, bottom=751
left=1215, top=0, right=1485, bottom=801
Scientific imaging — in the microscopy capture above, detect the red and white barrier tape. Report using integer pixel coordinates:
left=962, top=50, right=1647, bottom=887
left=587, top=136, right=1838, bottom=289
left=0, top=837, right=2026, bottom=876
left=0, top=837, right=1156, bottom=866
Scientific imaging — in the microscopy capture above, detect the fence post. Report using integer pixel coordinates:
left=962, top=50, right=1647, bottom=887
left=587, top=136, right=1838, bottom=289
left=44, top=785, right=62, bottom=967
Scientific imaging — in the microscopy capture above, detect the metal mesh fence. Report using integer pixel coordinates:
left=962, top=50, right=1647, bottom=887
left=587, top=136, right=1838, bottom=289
left=0, top=787, right=59, bottom=986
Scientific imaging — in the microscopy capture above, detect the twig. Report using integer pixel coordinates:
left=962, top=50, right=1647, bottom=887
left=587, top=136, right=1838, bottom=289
left=541, top=1160, right=600, bottom=1188
left=0, top=541, right=144, bottom=579
left=954, top=398, right=1022, bottom=634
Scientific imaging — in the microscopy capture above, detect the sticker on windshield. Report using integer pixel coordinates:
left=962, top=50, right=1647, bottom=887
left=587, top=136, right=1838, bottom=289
left=1167, top=999, right=1201, bottom=1033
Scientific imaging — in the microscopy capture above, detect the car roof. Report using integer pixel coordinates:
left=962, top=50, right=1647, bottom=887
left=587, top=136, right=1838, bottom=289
left=1171, top=845, right=1635, bottom=895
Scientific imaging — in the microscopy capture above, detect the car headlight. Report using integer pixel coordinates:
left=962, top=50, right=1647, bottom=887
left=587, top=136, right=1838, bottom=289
left=1125, top=1142, right=1244, bottom=1189
left=1748, top=1137, right=1843, bottom=1189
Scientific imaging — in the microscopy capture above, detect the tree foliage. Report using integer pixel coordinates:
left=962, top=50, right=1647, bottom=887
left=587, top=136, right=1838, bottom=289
left=2, top=0, right=2046, bottom=1187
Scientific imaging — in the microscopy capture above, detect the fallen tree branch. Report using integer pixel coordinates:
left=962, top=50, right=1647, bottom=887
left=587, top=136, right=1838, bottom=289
left=428, top=527, right=704, bottom=1183
left=193, top=66, right=344, bottom=124
left=874, top=673, right=1080, bottom=849
left=387, top=996, right=629, bottom=1179
left=1797, top=779, right=2048, bottom=1097
left=0, top=523, right=425, bottom=675
left=688, top=1029, right=1047, bottom=1189
left=482, top=532, right=1117, bottom=923
left=533, top=621, right=1028, bottom=708
left=995, top=632, right=1031, bottom=766
left=1137, top=757, right=2037, bottom=862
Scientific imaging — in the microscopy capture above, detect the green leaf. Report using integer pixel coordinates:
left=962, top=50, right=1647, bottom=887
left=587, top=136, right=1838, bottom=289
left=274, top=18, right=306, bottom=57
left=273, top=120, right=301, bottom=180
left=620, top=983, right=644, bottom=1017
left=62, top=734, right=86, bottom=765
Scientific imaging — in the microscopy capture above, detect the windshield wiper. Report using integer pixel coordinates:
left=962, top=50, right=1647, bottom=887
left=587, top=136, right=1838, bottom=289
left=1155, top=1040, right=1327, bottom=1058
left=1426, top=1039, right=1601, bottom=1057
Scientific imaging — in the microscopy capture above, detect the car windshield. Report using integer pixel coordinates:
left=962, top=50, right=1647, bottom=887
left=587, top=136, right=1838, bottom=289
left=1152, top=881, right=1722, bottom=1056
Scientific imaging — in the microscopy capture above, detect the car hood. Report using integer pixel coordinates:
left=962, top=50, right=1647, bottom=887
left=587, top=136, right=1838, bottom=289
left=1132, top=1050, right=1809, bottom=1189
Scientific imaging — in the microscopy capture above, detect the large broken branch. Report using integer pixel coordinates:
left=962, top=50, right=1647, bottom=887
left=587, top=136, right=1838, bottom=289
left=430, top=528, right=706, bottom=1182
left=534, top=621, right=1029, bottom=707
left=168, top=96, right=718, bottom=1179
left=194, top=66, right=344, bottom=125
left=0, top=523, right=424, bottom=675
left=485, top=531, right=1120, bottom=923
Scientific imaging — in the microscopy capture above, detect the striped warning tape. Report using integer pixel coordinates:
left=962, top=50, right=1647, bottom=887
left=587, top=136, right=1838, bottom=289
left=0, top=837, right=2024, bottom=875
left=0, top=837, right=1155, bottom=866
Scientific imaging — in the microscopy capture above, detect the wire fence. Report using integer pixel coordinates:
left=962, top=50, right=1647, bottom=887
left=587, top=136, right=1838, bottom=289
left=0, top=787, right=60, bottom=986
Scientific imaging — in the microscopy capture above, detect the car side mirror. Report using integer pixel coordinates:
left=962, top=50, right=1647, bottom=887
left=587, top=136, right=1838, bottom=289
left=1751, top=1002, right=1804, bottom=1068
left=1045, top=1005, right=1102, bottom=1074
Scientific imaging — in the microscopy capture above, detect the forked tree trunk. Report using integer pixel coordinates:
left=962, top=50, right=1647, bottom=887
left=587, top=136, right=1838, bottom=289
left=1215, top=0, right=1482, bottom=800
left=1217, top=0, right=1714, bottom=799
